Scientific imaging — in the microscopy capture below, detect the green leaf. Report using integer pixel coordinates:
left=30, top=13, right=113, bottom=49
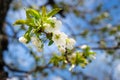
left=109, top=27, right=117, bottom=35
left=48, top=40, right=54, bottom=46
left=24, top=27, right=32, bottom=43
left=26, top=8, right=41, bottom=19
left=50, top=54, right=59, bottom=66
left=81, top=30, right=88, bottom=37
left=42, top=6, right=47, bottom=17
left=101, top=27, right=108, bottom=32
left=96, top=4, right=102, bottom=12
left=14, top=20, right=26, bottom=25
left=47, top=8, right=61, bottom=17
left=117, top=25, right=120, bottom=31
left=26, top=18, right=35, bottom=27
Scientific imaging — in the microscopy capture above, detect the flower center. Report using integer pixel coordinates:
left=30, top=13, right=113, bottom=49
left=55, top=34, right=60, bottom=39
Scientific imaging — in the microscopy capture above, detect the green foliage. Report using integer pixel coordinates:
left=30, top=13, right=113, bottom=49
left=24, top=27, right=32, bottom=43
left=109, top=27, right=117, bottom=35
left=50, top=54, right=65, bottom=66
left=48, top=40, right=54, bottom=46
left=50, top=45, right=96, bottom=69
left=14, top=20, right=26, bottom=25
left=90, top=12, right=109, bottom=24
left=26, top=8, right=41, bottom=19
left=117, top=25, right=120, bottom=31
left=96, top=4, right=102, bottom=12
left=14, top=7, right=61, bottom=42
left=81, top=30, right=89, bottom=37
left=75, top=52, right=88, bottom=67
left=42, top=6, right=47, bottom=17
left=47, top=8, right=61, bottom=17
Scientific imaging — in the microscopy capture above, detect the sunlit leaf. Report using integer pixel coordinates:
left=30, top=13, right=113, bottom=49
left=47, top=8, right=61, bottom=17
left=48, top=40, right=54, bottom=46
left=42, top=6, right=47, bottom=17
left=26, top=8, right=41, bottom=19
left=14, top=20, right=26, bottom=25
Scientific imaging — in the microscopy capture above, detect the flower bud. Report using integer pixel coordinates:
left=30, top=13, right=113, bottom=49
left=80, top=45, right=88, bottom=49
left=19, top=36, right=27, bottom=43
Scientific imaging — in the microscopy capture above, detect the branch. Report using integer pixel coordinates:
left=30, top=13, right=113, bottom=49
left=76, top=46, right=120, bottom=50
left=5, top=63, right=53, bottom=74
left=91, top=46, right=120, bottom=50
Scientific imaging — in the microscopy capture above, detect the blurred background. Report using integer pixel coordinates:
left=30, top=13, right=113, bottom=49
left=0, top=0, right=120, bottom=80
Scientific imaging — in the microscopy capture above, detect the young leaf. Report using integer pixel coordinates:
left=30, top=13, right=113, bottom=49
left=42, top=6, right=47, bottom=17
left=47, top=8, right=61, bottom=17
left=24, top=27, right=32, bottom=43
left=26, top=18, right=35, bottom=27
left=14, top=20, right=26, bottom=25
left=26, top=8, right=41, bottom=19
left=48, top=40, right=54, bottom=46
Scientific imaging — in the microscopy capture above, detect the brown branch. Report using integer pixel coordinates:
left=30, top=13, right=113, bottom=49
left=91, top=46, right=120, bottom=50
left=5, top=62, right=53, bottom=74
left=76, top=46, right=120, bottom=50
left=64, top=48, right=71, bottom=64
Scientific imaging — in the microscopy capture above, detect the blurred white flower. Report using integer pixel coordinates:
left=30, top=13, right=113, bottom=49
left=44, top=23, right=52, bottom=33
left=54, top=20, right=62, bottom=28
left=44, top=17, right=62, bottom=33
left=52, top=31, right=68, bottom=53
left=103, top=12, right=109, bottom=17
left=49, top=17, right=62, bottom=28
left=52, top=31, right=67, bottom=46
left=80, top=45, right=88, bottom=49
left=58, top=45, right=66, bottom=53
left=31, top=36, right=43, bottom=52
left=7, top=77, right=19, bottom=80
left=48, top=17, right=57, bottom=21
left=90, top=55, right=96, bottom=59
left=66, top=38, right=76, bottom=49
left=69, top=64, right=75, bottom=71
left=106, top=23, right=112, bottom=29
left=18, top=36, right=27, bottom=43
left=89, top=50, right=96, bottom=59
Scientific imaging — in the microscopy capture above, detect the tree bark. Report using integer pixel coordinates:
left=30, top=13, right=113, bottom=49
left=0, top=0, right=12, bottom=79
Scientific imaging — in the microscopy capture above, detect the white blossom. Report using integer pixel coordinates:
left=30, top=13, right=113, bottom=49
left=31, top=36, right=43, bottom=52
left=66, top=38, right=76, bottom=49
left=103, top=12, right=109, bottom=17
left=44, top=17, right=62, bottom=33
left=90, top=55, right=96, bottom=59
left=58, top=45, right=66, bottom=53
left=68, top=52, right=76, bottom=60
left=69, top=64, right=75, bottom=71
left=52, top=31, right=68, bottom=46
left=54, top=20, right=62, bottom=28
left=80, top=45, right=88, bottom=49
left=52, top=31, right=68, bottom=53
left=44, top=23, right=52, bottom=33
left=19, top=36, right=27, bottom=43
left=48, top=17, right=57, bottom=21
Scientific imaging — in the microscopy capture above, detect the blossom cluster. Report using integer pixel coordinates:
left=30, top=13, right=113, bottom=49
left=15, top=8, right=96, bottom=69
left=18, top=17, right=76, bottom=53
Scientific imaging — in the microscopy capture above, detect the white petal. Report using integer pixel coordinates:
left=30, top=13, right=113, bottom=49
left=19, top=36, right=27, bottom=43
left=81, top=45, right=88, bottom=49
